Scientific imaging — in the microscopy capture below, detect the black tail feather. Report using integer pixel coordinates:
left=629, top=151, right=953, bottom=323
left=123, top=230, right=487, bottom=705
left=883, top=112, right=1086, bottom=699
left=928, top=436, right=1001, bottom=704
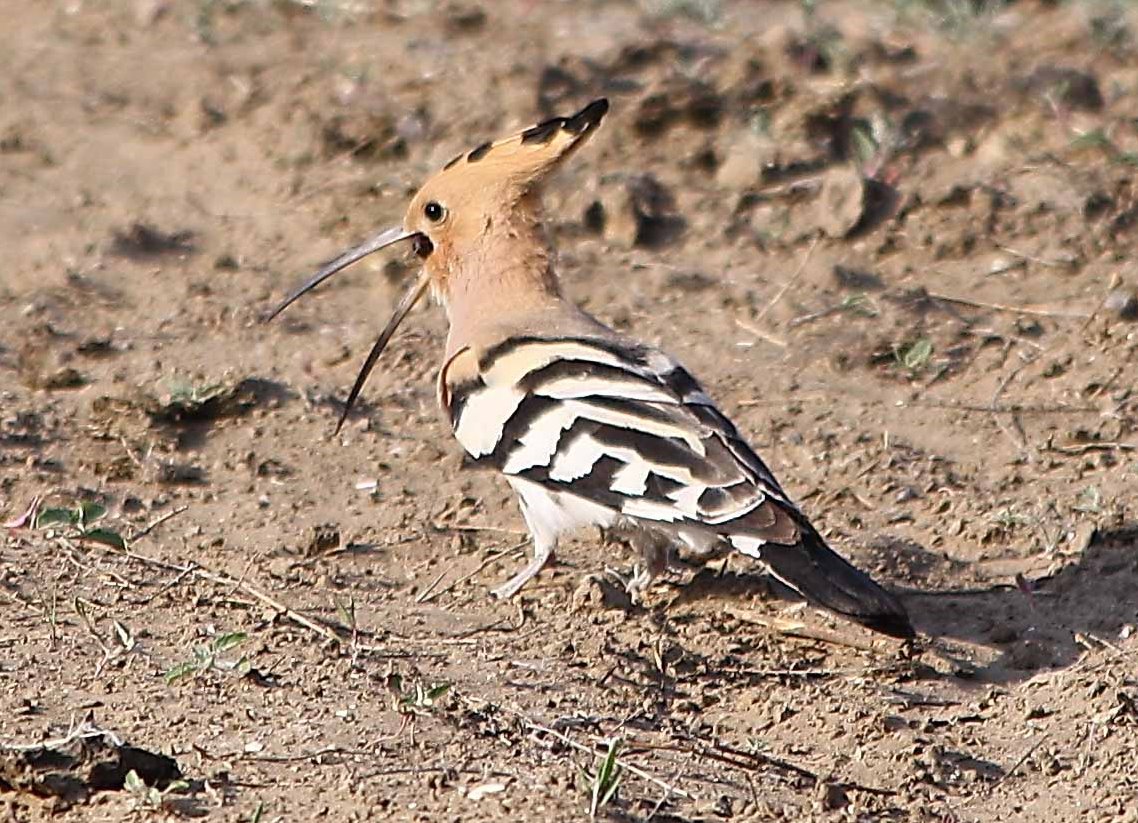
left=759, top=526, right=914, bottom=639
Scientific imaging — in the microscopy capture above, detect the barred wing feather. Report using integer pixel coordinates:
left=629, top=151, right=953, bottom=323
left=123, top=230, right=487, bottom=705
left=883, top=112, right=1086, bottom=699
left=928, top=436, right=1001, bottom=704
left=448, top=336, right=796, bottom=542
left=443, top=335, right=913, bottom=639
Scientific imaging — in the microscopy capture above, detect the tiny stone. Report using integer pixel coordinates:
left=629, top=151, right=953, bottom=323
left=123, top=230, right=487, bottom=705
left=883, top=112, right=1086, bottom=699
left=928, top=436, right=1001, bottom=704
left=817, top=781, right=848, bottom=811
left=1103, top=288, right=1138, bottom=321
left=946, top=136, right=970, bottom=157
left=816, top=166, right=866, bottom=238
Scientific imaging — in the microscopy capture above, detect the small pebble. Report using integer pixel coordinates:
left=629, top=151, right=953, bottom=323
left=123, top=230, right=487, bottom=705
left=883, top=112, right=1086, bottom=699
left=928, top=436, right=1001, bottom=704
left=1104, top=288, right=1138, bottom=321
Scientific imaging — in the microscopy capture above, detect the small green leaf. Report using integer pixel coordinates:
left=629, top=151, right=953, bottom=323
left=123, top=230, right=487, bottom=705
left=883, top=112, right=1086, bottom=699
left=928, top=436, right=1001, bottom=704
left=599, top=771, right=622, bottom=809
left=212, top=632, right=247, bottom=653
left=851, top=125, right=879, bottom=168
left=335, top=596, right=356, bottom=629
left=1074, top=486, right=1102, bottom=514
left=588, top=738, right=623, bottom=816
left=82, top=528, right=127, bottom=550
left=1070, top=129, right=1111, bottom=150
left=840, top=293, right=878, bottom=317
left=35, top=507, right=79, bottom=528
left=123, top=769, right=147, bottom=793
left=165, top=661, right=201, bottom=685
left=78, top=501, right=107, bottom=526
left=899, top=338, right=934, bottom=372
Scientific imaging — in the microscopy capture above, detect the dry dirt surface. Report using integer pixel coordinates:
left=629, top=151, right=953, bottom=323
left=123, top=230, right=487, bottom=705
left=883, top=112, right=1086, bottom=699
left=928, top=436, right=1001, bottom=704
left=2, top=1, right=1138, bottom=820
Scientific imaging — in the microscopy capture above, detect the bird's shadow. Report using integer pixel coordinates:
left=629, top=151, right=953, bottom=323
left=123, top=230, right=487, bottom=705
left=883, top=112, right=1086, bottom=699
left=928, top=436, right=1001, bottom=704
left=892, top=524, right=1138, bottom=683
left=646, top=525, right=1137, bottom=684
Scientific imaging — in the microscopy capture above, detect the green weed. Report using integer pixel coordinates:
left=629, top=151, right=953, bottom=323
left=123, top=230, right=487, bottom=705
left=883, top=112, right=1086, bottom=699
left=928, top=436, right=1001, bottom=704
left=165, top=631, right=251, bottom=685
left=35, top=501, right=126, bottom=550
left=579, top=737, right=624, bottom=817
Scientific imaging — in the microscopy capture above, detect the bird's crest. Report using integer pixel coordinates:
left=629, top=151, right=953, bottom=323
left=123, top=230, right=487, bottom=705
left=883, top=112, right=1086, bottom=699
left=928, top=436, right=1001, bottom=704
left=431, top=98, right=609, bottom=192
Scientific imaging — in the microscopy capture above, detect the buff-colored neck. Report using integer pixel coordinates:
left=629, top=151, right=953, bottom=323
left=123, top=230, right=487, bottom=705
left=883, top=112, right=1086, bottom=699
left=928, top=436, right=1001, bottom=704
left=437, top=199, right=586, bottom=356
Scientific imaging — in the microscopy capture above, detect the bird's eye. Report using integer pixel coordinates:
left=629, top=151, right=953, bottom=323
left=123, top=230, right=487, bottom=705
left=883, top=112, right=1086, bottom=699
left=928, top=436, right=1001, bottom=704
left=424, top=201, right=445, bottom=223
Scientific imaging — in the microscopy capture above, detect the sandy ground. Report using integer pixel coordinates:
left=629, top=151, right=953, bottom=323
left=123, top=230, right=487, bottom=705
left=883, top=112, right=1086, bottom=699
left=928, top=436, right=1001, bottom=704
left=2, top=1, right=1137, bottom=820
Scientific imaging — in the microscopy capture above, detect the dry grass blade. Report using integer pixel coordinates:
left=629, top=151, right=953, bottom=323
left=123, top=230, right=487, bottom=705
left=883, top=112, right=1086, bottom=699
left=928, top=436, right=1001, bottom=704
left=724, top=607, right=883, bottom=653
left=756, top=234, right=820, bottom=322
left=77, top=538, right=350, bottom=644
left=734, top=316, right=788, bottom=347
left=1080, top=271, right=1123, bottom=331
left=417, top=541, right=528, bottom=604
left=479, top=700, right=690, bottom=800
left=927, top=291, right=1091, bottom=319
left=130, top=505, right=189, bottom=542
left=734, top=233, right=820, bottom=348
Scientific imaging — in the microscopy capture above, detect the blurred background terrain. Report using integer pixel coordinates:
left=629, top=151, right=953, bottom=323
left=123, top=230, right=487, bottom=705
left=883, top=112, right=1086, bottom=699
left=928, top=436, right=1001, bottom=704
left=1, top=1, right=1136, bottom=820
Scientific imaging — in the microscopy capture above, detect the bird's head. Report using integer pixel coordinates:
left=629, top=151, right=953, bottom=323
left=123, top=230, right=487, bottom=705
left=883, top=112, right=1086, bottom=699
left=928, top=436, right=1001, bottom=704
left=266, top=98, right=609, bottom=432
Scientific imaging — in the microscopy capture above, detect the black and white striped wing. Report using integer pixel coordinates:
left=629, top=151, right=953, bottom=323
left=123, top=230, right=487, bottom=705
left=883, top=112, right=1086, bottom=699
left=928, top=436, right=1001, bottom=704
left=442, top=334, right=914, bottom=638
left=443, top=335, right=800, bottom=551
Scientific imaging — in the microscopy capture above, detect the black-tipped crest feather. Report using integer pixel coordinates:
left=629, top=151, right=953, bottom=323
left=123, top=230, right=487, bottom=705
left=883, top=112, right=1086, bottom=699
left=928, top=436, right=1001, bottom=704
left=520, top=98, right=609, bottom=144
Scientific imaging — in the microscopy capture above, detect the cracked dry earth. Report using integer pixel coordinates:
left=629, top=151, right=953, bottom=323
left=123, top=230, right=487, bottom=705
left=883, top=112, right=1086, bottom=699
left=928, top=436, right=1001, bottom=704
left=2, top=1, right=1137, bottom=821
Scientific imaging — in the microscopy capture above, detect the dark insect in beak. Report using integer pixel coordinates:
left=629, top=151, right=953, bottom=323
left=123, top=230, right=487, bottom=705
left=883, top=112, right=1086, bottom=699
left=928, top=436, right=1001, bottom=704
left=264, top=227, right=431, bottom=434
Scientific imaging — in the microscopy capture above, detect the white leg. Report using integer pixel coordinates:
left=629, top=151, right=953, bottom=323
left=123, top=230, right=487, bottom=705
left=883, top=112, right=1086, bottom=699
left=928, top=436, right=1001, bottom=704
left=491, top=489, right=558, bottom=599
left=491, top=530, right=556, bottom=599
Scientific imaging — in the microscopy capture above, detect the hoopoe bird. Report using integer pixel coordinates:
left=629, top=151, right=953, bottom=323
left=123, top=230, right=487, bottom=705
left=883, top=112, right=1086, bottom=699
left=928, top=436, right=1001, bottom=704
left=269, top=99, right=914, bottom=639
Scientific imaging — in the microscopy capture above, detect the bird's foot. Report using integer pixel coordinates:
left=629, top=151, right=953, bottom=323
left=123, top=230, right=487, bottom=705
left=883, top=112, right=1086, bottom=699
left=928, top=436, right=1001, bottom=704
left=490, top=551, right=551, bottom=599
left=604, top=563, right=654, bottom=606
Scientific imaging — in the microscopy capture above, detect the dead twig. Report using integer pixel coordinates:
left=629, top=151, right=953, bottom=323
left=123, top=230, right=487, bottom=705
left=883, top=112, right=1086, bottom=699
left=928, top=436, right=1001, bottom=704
left=451, top=601, right=527, bottom=639
left=988, top=736, right=1048, bottom=793
left=431, top=522, right=526, bottom=536
left=756, top=234, right=820, bottom=323
left=653, top=733, right=896, bottom=797
left=191, top=565, right=345, bottom=643
left=735, top=234, right=820, bottom=348
left=414, top=571, right=447, bottom=603
left=927, top=292, right=1090, bottom=319
left=136, top=564, right=198, bottom=606
left=485, top=701, right=691, bottom=800
left=995, top=244, right=1076, bottom=269
left=418, top=540, right=528, bottom=605
left=242, top=744, right=375, bottom=763
left=81, top=542, right=349, bottom=644
left=786, top=304, right=844, bottom=328
left=1081, top=271, right=1123, bottom=332
left=906, top=399, right=1098, bottom=415
left=1, top=719, right=123, bottom=753
left=130, top=505, right=189, bottom=542
left=724, top=607, right=883, bottom=653
left=734, top=317, right=788, bottom=348
left=1047, top=441, right=1136, bottom=455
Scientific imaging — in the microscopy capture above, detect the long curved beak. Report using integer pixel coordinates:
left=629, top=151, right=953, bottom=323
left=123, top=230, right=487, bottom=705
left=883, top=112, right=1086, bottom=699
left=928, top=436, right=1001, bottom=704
left=334, top=270, right=430, bottom=433
left=264, top=226, right=430, bottom=434
left=264, top=226, right=419, bottom=321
